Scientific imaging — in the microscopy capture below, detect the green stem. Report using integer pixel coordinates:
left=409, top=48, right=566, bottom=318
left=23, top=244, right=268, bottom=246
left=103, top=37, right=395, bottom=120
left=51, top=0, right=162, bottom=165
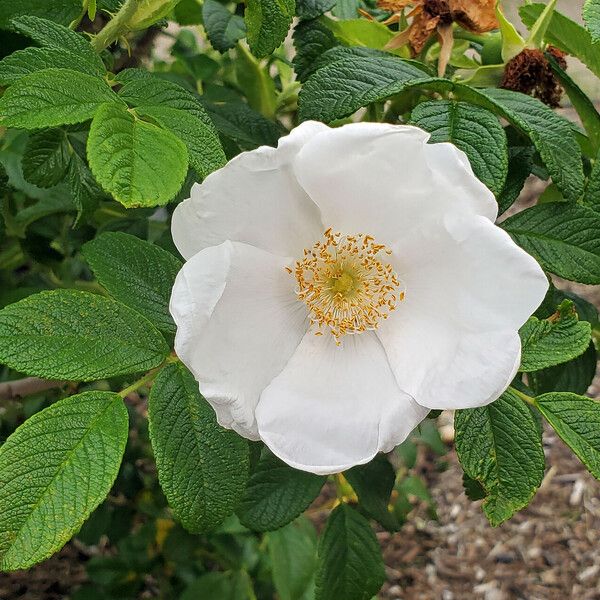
left=69, top=0, right=88, bottom=30
left=91, top=0, right=142, bottom=52
left=453, top=29, right=489, bottom=45
left=118, top=355, right=179, bottom=398
left=510, top=387, right=536, bottom=406
left=119, top=367, right=160, bottom=398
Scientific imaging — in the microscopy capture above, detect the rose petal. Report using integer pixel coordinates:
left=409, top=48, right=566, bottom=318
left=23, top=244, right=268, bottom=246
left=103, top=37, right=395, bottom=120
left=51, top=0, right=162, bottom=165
left=256, top=331, right=429, bottom=474
left=170, top=241, right=308, bottom=438
left=172, top=121, right=328, bottom=260
left=378, top=214, right=548, bottom=409
left=293, top=122, right=497, bottom=247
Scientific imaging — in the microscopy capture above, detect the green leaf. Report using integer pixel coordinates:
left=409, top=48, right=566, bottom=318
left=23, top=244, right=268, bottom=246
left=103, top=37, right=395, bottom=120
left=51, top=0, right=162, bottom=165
left=501, top=204, right=600, bottom=284
left=181, top=571, right=254, bottom=600
left=315, top=504, right=385, bottom=600
left=410, top=100, right=507, bottom=195
left=535, top=392, right=600, bottom=479
left=0, top=391, right=128, bottom=570
left=519, top=301, right=592, bottom=372
left=245, top=0, right=295, bottom=58
left=67, top=151, right=105, bottom=222
left=584, top=0, right=600, bottom=42
left=584, top=148, right=600, bottom=212
left=525, top=0, right=557, bottom=49
left=82, top=232, right=182, bottom=335
left=323, top=18, right=394, bottom=50
left=136, top=105, right=225, bottom=178
left=173, top=0, right=202, bottom=25
left=204, top=101, right=285, bottom=150
left=496, top=145, right=534, bottom=215
left=462, top=472, right=487, bottom=501
left=116, top=69, right=215, bottom=123
left=455, top=389, right=545, bottom=526
left=267, top=517, right=318, bottom=600
left=0, top=68, right=120, bottom=129
left=0, top=0, right=80, bottom=28
left=87, top=102, right=188, bottom=208
left=0, top=163, right=8, bottom=197
left=520, top=4, right=600, bottom=79
left=495, top=3, right=525, bottom=61
left=0, top=47, right=103, bottom=86
left=331, top=0, right=360, bottom=20
left=546, top=53, right=600, bottom=155
left=0, top=16, right=105, bottom=85
left=10, top=15, right=104, bottom=73
left=21, top=129, right=70, bottom=189
left=540, top=287, right=599, bottom=326
left=148, top=363, right=249, bottom=532
left=116, top=72, right=225, bottom=177
left=236, top=449, right=325, bottom=531
left=296, top=0, right=335, bottom=20
left=0, top=289, right=169, bottom=381
left=128, top=0, right=180, bottom=29
left=298, top=47, right=429, bottom=122
left=533, top=342, right=597, bottom=396
left=344, top=455, right=399, bottom=531
left=292, top=19, right=338, bottom=82
left=480, top=88, right=584, bottom=202
left=202, top=0, right=246, bottom=52
left=88, top=0, right=97, bottom=20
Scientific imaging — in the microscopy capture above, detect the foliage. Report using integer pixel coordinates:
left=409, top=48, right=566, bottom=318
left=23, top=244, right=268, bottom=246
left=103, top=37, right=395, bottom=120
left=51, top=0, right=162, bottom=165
left=0, top=1, right=599, bottom=598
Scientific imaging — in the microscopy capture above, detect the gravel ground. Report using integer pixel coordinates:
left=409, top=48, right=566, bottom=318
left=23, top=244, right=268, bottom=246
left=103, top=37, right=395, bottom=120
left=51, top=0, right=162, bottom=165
left=380, top=431, right=600, bottom=600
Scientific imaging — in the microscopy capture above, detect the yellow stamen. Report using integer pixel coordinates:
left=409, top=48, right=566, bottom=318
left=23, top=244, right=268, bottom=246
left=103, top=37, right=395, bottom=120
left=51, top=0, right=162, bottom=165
left=291, top=230, right=404, bottom=344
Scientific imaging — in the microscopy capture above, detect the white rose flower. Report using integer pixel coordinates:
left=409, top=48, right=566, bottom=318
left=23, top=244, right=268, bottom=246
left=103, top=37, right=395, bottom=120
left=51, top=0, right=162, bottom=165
left=169, top=121, right=548, bottom=475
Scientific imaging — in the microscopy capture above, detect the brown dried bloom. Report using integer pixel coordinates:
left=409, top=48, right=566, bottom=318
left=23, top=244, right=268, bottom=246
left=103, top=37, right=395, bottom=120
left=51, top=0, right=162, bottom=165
left=448, top=0, right=498, bottom=33
left=379, top=0, right=498, bottom=75
left=500, top=46, right=567, bottom=107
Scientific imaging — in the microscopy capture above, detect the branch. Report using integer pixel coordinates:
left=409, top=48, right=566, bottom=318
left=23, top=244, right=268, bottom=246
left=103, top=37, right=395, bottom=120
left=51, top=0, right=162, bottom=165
left=0, top=377, right=67, bottom=401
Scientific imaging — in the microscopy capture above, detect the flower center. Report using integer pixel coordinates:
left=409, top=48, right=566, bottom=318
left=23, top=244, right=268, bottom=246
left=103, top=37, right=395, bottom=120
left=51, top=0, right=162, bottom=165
left=290, top=229, right=404, bottom=344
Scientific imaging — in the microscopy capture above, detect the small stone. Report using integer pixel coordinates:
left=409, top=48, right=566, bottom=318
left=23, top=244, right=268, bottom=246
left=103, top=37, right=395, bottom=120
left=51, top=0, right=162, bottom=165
left=577, top=564, right=600, bottom=583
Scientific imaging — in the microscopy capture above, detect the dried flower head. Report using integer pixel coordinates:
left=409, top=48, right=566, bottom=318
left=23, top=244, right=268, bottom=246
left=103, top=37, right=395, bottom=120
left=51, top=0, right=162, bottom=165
left=501, top=46, right=567, bottom=108
left=380, top=0, right=498, bottom=75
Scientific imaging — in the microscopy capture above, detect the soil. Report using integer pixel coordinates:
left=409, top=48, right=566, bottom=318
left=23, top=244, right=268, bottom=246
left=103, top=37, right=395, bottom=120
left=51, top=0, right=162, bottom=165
left=380, top=430, right=600, bottom=600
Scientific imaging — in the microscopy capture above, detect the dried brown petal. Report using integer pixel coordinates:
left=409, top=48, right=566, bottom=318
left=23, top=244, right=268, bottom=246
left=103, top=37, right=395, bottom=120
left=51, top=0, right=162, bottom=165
left=423, top=0, right=452, bottom=23
left=409, top=10, right=440, bottom=53
left=449, top=0, right=498, bottom=33
left=376, top=0, right=416, bottom=11
left=436, top=22, right=454, bottom=76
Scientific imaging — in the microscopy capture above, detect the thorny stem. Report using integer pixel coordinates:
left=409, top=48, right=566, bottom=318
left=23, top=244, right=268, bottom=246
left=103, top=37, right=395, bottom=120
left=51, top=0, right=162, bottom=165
left=91, top=0, right=142, bottom=52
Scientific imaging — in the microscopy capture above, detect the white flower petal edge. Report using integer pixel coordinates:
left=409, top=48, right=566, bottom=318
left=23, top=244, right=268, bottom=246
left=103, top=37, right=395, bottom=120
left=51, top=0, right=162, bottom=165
left=378, top=214, right=549, bottom=409
left=292, top=122, right=498, bottom=247
left=255, top=332, right=429, bottom=475
left=170, top=240, right=308, bottom=439
left=171, top=121, right=328, bottom=260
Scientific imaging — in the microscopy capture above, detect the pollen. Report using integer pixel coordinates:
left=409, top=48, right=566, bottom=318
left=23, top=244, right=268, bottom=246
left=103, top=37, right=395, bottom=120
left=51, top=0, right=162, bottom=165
left=292, top=230, right=403, bottom=344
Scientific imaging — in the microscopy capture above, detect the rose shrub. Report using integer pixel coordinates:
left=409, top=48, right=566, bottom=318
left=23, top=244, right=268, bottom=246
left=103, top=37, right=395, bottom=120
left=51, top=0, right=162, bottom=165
left=0, top=0, right=599, bottom=598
